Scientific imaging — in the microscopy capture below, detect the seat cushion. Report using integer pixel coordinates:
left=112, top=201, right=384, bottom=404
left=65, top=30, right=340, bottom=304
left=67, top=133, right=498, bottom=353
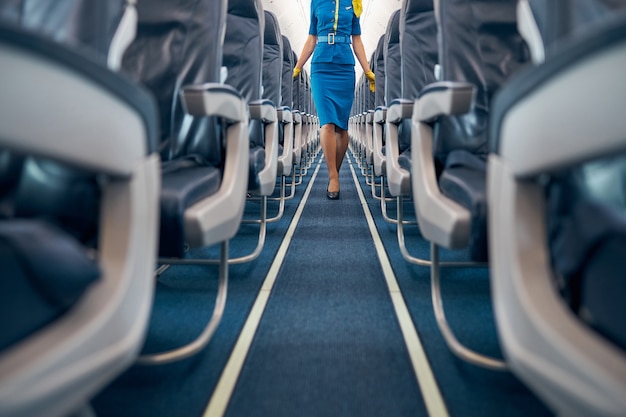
left=247, top=146, right=266, bottom=192
left=438, top=150, right=488, bottom=261
left=398, top=148, right=412, bottom=173
left=0, top=220, right=100, bottom=352
left=160, top=158, right=222, bottom=257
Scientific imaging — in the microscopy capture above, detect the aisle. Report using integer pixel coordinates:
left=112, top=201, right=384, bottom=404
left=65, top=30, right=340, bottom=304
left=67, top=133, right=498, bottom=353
left=220, top=157, right=429, bottom=416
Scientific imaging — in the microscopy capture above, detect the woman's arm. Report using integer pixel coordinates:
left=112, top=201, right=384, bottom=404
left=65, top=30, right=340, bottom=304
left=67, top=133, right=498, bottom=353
left=352, top=35, right=371, bottom=73
left=294, top=35, right=317, bottom=70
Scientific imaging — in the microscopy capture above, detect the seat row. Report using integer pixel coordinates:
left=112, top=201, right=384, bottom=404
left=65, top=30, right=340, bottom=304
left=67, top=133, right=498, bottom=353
left=0, top=0, right=318, bottom=416
left=349, top=0, right=626, bottom=416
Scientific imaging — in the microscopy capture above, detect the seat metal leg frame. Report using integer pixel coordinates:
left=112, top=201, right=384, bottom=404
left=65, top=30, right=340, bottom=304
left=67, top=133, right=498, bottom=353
left=138, top=241, right=229, bottom=365
left=266, top=175, right=286, bottom=223
left=430, top=242, right=506, bottom=371
left=380, top=176, right=401, bottom=224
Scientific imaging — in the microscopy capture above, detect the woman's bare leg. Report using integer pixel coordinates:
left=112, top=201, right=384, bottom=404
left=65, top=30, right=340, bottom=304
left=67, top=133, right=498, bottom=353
left=335, top=127, right=349, bottom=172
left=320, top=123, right=340, bottom=193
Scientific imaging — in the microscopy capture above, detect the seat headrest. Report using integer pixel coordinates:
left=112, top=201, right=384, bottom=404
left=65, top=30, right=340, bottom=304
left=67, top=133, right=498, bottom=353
left=264, top=10, right=282, bottom=46
left=385, top=9, right=401, bottom=45
left=282, top=35, right=292, bottom=59
left=0, top=0, right=128, bottom=64
left=401, top=0, right=437, bottom=99
left=405, top=0, right=434, bottom=14
left=526, top=0, right=626, bottom=58
left=228, top=0, right=263, bottom=19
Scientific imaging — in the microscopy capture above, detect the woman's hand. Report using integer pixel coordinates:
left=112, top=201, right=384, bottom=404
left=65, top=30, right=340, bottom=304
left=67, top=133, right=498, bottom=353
left=365, top=70, right=375, bottom=92
left=293, top=67, right=302, bottom=78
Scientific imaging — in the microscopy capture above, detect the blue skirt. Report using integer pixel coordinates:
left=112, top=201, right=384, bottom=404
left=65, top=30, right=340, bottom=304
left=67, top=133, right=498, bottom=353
left=311, top=63, right=355, bottom=131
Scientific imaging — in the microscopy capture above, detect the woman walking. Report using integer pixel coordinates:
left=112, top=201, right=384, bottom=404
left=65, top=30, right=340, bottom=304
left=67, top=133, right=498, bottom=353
left=293, top=0, right=375, bottom=199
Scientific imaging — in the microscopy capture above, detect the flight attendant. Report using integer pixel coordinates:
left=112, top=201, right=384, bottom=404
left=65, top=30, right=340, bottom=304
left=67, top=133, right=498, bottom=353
left=294, top=0, right=375, bottom=199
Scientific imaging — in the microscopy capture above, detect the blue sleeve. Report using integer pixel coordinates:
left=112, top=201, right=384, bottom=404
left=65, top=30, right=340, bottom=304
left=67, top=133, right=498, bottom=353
left=309, top=2, right=317, bottom=35
left=351, top=13, right=361, bottom=35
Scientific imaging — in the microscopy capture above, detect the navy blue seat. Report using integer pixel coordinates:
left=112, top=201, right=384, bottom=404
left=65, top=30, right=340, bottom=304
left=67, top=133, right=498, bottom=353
left=0, top=13, right=160, bottom=415
left=224, top=0, right=278, bottom=197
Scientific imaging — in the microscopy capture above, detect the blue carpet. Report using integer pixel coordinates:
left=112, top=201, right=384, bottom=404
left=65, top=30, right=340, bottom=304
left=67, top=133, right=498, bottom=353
left=225, top=160, right=427, bottom=416
left=351, top=151, right=554, bottom=417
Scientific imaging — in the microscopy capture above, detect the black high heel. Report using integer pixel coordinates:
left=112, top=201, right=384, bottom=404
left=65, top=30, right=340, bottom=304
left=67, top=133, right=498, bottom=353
left=327, top=181, right=340, bottom=200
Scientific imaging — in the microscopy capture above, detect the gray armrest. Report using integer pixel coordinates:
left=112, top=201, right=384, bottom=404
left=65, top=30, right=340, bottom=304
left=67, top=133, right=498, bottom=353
left=181, top=83, right=248, bottom=123
left=410, top=111, right=471, bottom=248
left=180, top=84, right=250, bottom=246
left=416, top=81, right=475, bottom=122
left=292, top=111, right=302, bottom=164
left=373, top=107, right=387, bottom=177
left=277, top=107, right=293, bottom=176
left=249, top=100, right=278, bottom=195
left=385, top=99, right=413, bottom=196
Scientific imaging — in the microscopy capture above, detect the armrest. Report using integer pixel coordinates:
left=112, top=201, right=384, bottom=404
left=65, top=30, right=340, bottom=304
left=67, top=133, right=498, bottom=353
left=277, top=106, right=293, bottom=124
left=491, top=17, right=626, bottom=178
left=374, top=106, right=387, bottom=124
left=180, top=83, right=247, bottom=123
left=385, top=99, right=413, bottom=196
left=386, top=99, right=414, bottom=124
left=292, top=111, right=303, bottom=164
left=416, top=81, right=475, bottom=122
left=249, top=100, right=278, bottom=195
left=373, top=107, right=387, bottom=177
left=410, top=114, right=471, bottom=248
left=249, top=99, right=278, bottom=123
left=0, top=25, right=158, bottom=177
left=277, top=107, right=294, bottom=176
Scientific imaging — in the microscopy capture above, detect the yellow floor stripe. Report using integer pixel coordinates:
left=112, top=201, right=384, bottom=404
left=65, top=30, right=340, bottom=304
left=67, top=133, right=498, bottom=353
left=347, top=154, right=450, bottom=417
left=203, top=161, right=322, bottom=417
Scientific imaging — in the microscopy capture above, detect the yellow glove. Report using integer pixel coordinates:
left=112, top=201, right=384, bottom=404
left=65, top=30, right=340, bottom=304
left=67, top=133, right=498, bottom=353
left=293, top=67, right=301, bottom=79
left=352, top=0, right=363, bottom=17
left=365, top=70, right=375, bottom=93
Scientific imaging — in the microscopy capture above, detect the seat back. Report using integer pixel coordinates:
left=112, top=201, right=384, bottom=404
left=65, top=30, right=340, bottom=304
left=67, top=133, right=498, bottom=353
left=383, top=10, right=401, bottom=106
left=374, top=35, right=386, bottom=108
left=521, top=0, right=626, bottom=63
left=0, top=0, right=129, bottom=66
left=123, top=0, right=227, bottom=164
left=224, top=0, right=264, bottom=105
left=399, top=0, right=438, bottom=155
left=262, top=11, right=282, bottom=107
left=433, top=0, right=528, bottom=165
left=281, top=35, right=294, bottom=108
left=400, top=0, right=437, bottom=99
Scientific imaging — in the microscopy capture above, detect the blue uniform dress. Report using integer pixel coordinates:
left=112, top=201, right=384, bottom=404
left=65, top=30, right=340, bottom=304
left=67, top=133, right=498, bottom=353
left=309, top=0, right=361, bottom=130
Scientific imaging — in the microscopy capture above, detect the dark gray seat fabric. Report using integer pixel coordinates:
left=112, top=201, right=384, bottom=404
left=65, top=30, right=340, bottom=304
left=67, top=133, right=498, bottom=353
left=374, top=35, right=386, bottom=109
left=0, top=220, right=100, bottom=352
left=0, top=0, right=127, bottom=64
left=434, top=0, right=528, bottom=261
left=546, top=169, right=626, bottom=351
left=383, top=10, right=401, bottom=107
left=123, top=0, right=228, bottom=257
left=281, top=35, right=294, bottom=109
left=397, top=0, right=438, bottom=170
left=527, top=0, right=626, bottom=58
left=223, top=0, right=267, bottom=192
left=262, top=10, right=282, bottom=107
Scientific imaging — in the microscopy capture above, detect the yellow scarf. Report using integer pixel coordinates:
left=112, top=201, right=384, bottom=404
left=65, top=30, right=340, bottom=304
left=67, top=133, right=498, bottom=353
left=352, top=0, right=362, bottom=17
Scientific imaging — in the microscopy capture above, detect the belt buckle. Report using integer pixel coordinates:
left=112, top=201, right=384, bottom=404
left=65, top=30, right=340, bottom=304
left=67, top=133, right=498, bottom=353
left=328, top=33, right=335, bottom=45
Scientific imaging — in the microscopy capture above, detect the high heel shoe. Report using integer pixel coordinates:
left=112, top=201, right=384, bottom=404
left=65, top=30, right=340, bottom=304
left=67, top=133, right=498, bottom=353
left=327, top=182, right=340, bottom=200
